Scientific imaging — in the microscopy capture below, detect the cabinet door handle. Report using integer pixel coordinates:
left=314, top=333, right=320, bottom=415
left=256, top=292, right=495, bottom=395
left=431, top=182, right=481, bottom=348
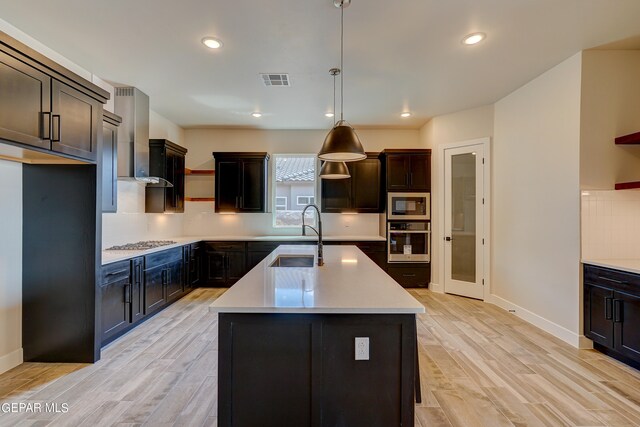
left=605, top=297, right=613, bottom=320
left=597, top=276, right=626, bottom=285
left=162, top=269, right=167, bottom=285
left=409, top=173, right=413, bottom=186
left=239, top=196, right=243, bottom=208
left=136, top=264, right=142, bottom=286
left=124, top=284, right=132, bottom=304
left=41, top=112, right=51, bottom=140
left=614, top=300, right=623, bottom=323
left=235, top=196, right=239, bottom=208
left=51, top=114, right=61, bottom=142
left=402, top=273, right=417, bottom=277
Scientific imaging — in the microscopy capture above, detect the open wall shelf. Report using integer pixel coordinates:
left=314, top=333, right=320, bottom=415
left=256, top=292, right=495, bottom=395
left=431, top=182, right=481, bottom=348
left=185, top=168, right=215, bottom=175
left=615, top=182, right=640, bottom=190
left=185, top=197, right=215, bottom=202
left=615, top=132, right=640, bottom=145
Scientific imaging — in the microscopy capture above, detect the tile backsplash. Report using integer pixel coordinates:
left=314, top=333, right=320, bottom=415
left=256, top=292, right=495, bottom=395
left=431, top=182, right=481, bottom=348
left=581, top=190, right=640, bottom=259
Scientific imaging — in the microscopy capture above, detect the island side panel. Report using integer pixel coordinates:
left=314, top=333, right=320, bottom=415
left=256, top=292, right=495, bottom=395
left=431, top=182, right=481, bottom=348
left=217, top=313, right=416, bottom=427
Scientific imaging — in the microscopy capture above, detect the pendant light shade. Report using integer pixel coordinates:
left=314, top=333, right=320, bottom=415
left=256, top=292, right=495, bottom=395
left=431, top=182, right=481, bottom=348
left=318, top=120, right=366, bottom=161
left=318, top=0, right=366, bottom=162
left=319, top=161, right=350, bottom=179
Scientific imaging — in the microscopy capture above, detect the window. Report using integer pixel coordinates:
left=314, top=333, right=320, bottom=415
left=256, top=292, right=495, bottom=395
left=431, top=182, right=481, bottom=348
left=275, top=197, right=287, bottom=211
left=273, top=154, right=317, bottom=228
left=296, top=196, right=314, bottom=206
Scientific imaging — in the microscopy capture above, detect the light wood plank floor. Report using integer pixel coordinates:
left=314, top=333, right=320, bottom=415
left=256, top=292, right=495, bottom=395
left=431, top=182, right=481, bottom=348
left=1, top=288, right=639, bottom=426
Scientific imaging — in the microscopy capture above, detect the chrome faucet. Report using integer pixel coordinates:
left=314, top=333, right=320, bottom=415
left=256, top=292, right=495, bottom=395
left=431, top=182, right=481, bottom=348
left=301, top=204, right=323, bottom=266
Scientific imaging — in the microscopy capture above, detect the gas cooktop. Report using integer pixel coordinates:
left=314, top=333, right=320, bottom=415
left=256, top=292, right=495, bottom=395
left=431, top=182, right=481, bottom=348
left=105, top=240, right=177, bottom=251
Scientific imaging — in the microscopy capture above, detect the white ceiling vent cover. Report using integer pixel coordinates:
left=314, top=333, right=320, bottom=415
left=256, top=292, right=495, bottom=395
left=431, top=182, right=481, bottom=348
left=260, top=73, right=291, bottom=87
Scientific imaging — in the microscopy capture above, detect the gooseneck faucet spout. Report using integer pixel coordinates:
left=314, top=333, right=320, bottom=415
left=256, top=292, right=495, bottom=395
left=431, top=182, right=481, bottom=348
left=301, top=204, right=323, bottom=266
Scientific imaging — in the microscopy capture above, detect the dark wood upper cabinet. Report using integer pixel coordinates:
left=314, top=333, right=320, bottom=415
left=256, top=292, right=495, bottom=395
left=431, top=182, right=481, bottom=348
left=0, top=32, right=109, bottom=163
left=0, top=50, right=51, bottom=150
left=321, top=153, right=383, bottom=213
left=146, top=139, right=188, bottom=213
left=102, top=111, right=121, bottom=213
left=51, top=80, right=101, bottom=161
left=384, top=150, right=431, bottom=191
left=213, top=152, right=269, bottom=213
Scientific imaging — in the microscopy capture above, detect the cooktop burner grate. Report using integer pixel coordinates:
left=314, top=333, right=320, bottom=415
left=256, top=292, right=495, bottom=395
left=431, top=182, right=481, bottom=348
left=106, top=240, right=177, bottom=251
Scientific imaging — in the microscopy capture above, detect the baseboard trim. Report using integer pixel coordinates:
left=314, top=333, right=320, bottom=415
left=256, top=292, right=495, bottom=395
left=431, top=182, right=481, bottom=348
left=486, top=294, right=582, bottom=348
left=429, top=282, right=444, bottom=293
left=579, top=335, right=594, bottom=350
left=0, top=348, right=23, bottom=375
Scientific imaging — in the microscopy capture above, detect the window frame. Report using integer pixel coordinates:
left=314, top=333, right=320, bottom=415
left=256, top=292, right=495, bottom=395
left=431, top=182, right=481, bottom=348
left=296, top=195, right=315, bottom=206
left=272, top=153, right=318, bottom=229
left=275, top=196, right=287, bottom=211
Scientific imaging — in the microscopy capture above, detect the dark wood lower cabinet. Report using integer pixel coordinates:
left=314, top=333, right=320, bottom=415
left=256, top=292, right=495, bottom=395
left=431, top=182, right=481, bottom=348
left=100, top=260, right=132, bottom=344
left=101, top=247, right=190, bottom=346
left=218, top=313, right=416, bottom=427
left=387, top=264, right=430, bottom=288
left=203, top=242, right=247, bottom=287
left=584, top=264, right=640, bottom=369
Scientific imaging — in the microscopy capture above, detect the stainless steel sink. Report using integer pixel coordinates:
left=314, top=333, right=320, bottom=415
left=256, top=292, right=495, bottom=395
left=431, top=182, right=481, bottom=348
left=269, top=255, right=315, bottom=268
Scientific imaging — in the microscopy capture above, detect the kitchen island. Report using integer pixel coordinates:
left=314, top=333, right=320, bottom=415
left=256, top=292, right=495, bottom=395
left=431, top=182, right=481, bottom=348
left=210, top=245, right=424, bottom=427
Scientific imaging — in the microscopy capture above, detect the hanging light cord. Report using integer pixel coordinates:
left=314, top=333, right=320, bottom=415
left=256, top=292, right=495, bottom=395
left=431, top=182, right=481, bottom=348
left=333, top=72, right=337, bottom=126
left=340, top=2, right=344, bottom=122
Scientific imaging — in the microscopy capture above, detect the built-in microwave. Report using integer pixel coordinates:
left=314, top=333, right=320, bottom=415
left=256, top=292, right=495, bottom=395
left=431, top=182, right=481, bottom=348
left=387, top=192, right=430, bottom=220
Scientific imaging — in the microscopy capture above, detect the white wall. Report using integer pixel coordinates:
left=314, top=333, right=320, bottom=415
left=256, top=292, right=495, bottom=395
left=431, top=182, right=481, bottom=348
left=0, top=160, right=22, bottom=374
left=183, top=128, right=423, bottom=237
left=580, top=50, right=640, bottom=190
left=101, top=111, right=187, bottom=249
left=420, top=105, right=494, bottom=289
left=492, top=53, right=583, bottom=346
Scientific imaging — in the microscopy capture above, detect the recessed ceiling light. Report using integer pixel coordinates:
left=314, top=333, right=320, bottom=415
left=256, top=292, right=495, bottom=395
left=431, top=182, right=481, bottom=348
left=202, top=37, right=223, bottom=49
left=462, top=32, right=486, bottom=46
left=325, top=112, right=335, bottom=118
left=400, top=112, right=412, bottom=118
left=251, top=112, right=262, bottom=118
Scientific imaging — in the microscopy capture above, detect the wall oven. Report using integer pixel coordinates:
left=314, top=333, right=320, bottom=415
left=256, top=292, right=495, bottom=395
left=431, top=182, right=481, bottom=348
left=388, top=222, right=431, bottom=263
left=387, top=192, right=430, bottom=220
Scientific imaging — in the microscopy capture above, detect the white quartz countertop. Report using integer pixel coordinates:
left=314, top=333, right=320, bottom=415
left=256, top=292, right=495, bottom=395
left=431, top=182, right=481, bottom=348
left=101, top=235, right=386, bottom=265
left=582, top=259, right=640, bottom=275
left=209, top=245, right=425, bottom=314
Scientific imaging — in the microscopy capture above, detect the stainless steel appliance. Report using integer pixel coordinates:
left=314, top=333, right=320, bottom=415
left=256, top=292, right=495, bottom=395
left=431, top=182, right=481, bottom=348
left=388, top=222, right=431, bottom=263
left=387, top=192, right=430, bottom=220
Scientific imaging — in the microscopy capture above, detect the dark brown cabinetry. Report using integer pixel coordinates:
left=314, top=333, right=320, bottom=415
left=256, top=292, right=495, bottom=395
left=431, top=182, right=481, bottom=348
left=213, top=152, right=269, bottom=213
left=184, top=242, right=202, bottom=289
left=144, top=248, right=184, bottom=314
left=584, top=264, right=640, bottom=368
left=100, top=260, right=132, bottom=344
left=0, top=54, right=103, bottom=162
left=204, top=242, right=247, bottom=286
left=218, top=313, right=416, bottom=427
left=147, top=139, right=188, bottom=213
left=0, top=50, right=51, bottom=150
left=321, top=153, right=383, bottom=213
left=101, top=111, right=121, bottom=213
left=387, top=264, right=430, bottom=288
left=384, top=150, right=431, bottom=191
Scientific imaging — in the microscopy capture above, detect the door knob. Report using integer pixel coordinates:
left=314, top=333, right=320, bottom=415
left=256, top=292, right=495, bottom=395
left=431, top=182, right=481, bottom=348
left=444, top=236, right=452, bottom=241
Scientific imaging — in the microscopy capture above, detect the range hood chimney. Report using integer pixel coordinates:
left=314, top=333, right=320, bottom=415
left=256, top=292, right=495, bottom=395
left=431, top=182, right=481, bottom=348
left=114, top=87, right=172, bottom=187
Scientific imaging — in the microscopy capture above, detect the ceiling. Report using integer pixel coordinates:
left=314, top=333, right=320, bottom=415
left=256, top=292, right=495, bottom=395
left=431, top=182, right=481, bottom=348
left=2, top=0, right=640, bottom=130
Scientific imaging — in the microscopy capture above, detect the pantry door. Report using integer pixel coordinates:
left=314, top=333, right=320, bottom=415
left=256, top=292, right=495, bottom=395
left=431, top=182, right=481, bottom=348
left=443, top=141, right=486, bottom=300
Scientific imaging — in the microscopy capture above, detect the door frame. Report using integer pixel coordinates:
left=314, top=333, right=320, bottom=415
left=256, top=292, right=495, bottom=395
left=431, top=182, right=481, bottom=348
left=438, top=137, right=491, bottom=301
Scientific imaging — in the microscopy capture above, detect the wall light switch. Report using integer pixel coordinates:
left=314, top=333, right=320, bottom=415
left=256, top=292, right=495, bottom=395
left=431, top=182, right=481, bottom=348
left=355, top=337, right=369, bottom=361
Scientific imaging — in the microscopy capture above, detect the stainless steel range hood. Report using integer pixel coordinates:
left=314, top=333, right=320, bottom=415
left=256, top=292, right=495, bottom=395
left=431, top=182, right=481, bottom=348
left=114, top=87, right=172, bottom=187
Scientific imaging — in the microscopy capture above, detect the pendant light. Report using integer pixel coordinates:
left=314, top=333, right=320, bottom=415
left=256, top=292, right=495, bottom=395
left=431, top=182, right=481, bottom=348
left=320, top=160, right=350, bottom=179
left=318, top=0, right=366, bottom=162
left=320, top=68, right=351, bottom=179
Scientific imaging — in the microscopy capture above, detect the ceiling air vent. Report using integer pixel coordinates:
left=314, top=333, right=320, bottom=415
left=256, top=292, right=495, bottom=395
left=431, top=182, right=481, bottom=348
left=260, top=73, right=291, bottom=87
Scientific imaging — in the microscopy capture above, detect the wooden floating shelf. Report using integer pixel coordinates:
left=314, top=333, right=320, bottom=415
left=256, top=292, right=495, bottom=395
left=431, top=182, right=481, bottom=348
left=185, top=168, right=215, bottom=176
left=615, top=181, right=640, bottom=190
left=185, top=197, right=215, bottom=202
left=615, top=132, right=640, bottom=145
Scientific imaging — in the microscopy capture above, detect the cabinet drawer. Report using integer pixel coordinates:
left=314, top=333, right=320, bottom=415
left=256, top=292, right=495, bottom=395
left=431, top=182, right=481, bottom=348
left=206, top=241, right=246, bottom=252
left=387, top=266, right=429, bottom=288
left=101, top=260, right=131, bottom=284
left=584, top=264, right=640, bottom=293
left=352, top=241, right=386, bottom=253
left=145, top=247, right=182, bottom=266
